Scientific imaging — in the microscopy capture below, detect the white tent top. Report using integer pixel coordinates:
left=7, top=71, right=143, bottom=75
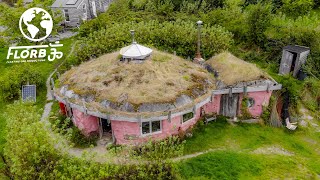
left=120, top=42, right=153, bottom=59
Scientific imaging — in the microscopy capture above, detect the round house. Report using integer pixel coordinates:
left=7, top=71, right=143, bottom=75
left=54, top=45, right=281, bottom=145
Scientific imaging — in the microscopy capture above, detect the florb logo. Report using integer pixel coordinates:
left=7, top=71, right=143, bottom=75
left=6, top=7, right=63, bottom=64
left=19, top=8, right=53, bottom=42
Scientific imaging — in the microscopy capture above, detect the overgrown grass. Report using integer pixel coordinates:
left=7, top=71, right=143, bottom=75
left=179, top=151, right=320, bottom=179
left=180, top=119, right=320, bottom=178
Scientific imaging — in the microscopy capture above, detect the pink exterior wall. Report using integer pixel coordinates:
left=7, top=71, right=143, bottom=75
left=72, top=108, right=99, bottom=136
left=112, top=107, right=203, bottom=145
left=246, top=91, right=273, bottom=117
left=238, top=91, right=273, bottom=118
left=65, top=90, right=273, bottom=144
left=110, top=91, right=273, bottom=144
left=203, top=95, right=221, bottom=114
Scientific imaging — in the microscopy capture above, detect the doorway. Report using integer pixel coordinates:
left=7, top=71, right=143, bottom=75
left=220, top=93, right=240, bottom=117
left=98, top=118, right=113, bottom=145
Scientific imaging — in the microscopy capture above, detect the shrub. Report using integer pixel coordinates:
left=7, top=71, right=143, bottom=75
left=0, top=64, right=45, bottom=101
left=265, top=13, right=320, bottom=52
left=3, top=102, right=59, bottom=179
left=246, top=3, right=273, bottom=47
left=280, top=0, right=313, bottom=17
left=68, top=126, right=98, bottom=148
left=131, top=136, right=185, bottom=160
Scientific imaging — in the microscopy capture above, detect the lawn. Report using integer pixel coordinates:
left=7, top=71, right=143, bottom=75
left=179, top=119, right=320, bottom=179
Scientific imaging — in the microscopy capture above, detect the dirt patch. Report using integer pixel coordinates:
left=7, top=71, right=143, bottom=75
left=252, top=145, right=294, bottom=156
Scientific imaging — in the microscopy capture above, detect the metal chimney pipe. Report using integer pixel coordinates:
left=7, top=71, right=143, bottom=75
left=196, top=20, right=203, bottom=59
left=130, top=30, right=135, bottom=43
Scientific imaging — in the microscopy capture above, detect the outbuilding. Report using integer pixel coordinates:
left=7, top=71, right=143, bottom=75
left=279, top=45, right=310, bottom=77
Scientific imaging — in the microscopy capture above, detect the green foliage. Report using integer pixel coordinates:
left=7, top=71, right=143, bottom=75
left=261, top=95, right=274, bottom=124
left=276, top=75, right=303, bottom=107
left=131, top=136, right=185, bottom=160
left=247, top=3, right=273, bottom=47
left=201, top=3, right=248, bottom=39
left=300, top=78, right=320, bottom=111
left=74, top=20, right=233, bottom=66
left=3, top=102, right=59, bottom=179
left=68, top=126, right=98, bottom=148
left=3, top=102, right=178, bottom=179
left=280, top=0, right=314, bottom=17
left=50, top=107, right=98, bottom=148
left=305, top=52, right=320, bottom=78
left=0, top=64, right=45, bottom=101
left=240, top=96, right=252, bottom=119
left=266, top=13, right=320, bottom=51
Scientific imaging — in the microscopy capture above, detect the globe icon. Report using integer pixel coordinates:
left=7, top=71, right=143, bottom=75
left=19, top=7, right=53, bottom=42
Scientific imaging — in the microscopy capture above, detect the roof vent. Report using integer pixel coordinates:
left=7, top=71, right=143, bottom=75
left=120, top=30, right=152, bottom=60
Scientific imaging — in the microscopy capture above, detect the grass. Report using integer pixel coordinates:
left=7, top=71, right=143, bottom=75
left=206, top=52, right=270, bottom=86
left=58, top=50, right=215, bottom=105
left=179, top=119, right=320, bottom=179
left=179, top=151, right=320, bottom=179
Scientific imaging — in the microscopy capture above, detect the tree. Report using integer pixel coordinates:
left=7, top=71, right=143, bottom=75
left=247, top=3, right=272, bottom=47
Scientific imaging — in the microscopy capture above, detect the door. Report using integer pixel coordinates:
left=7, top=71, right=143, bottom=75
left=220, top=93, right=240, bottom=117
left=279, top=50, right=293, bottom=75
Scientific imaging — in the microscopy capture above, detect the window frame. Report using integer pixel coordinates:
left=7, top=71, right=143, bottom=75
left=182, top=111, right=195, bottom=124
left=247, top=97, right=255, bottom=108
left=63, top=9, right=70, bottom=22
left=141, top=120, right=162, bottom=136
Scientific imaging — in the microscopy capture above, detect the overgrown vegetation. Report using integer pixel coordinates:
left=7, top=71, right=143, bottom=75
left=0, top=64, right=45, bottom=101
left=50, top=103, right=98, bottom=148
left=131, top=136, right=185, bottom=160
left=3, top=102, right=178, bottom=179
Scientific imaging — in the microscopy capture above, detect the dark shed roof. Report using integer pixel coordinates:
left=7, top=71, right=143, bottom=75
left=283, top=45, right=310, bottom=53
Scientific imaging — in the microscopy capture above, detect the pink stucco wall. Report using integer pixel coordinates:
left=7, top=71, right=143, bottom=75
left=112, top=107, right=203, bottom=145
left=111, top=91, right=273, bottom=144
left=238, top=91, right=273, bottom=117
left=246, top=91, right=272, bottom=117
left=63, top=90, right=273, bottom=144
left=72, top=108, right=99, bottom=136
left=203, top=95, right=221, bottom=114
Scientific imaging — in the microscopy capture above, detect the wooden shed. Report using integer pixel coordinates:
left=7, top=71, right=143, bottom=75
left=279, top=45, right=310, bottom=77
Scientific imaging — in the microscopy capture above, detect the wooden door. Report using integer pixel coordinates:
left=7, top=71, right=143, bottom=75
left=279, top=50, right=293, bottom=75
left=220, top=93, right=240, bottom=117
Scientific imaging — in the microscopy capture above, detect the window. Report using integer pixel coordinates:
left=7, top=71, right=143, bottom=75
left=182, top=112, right=194, bottom=123
left=141, top=120, right=161, bottom=135
left=64, top=9, right=70, bottom=22
left=82, top=4, right=87, bottom=20
left=247, top=98, right=255, bottom=108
